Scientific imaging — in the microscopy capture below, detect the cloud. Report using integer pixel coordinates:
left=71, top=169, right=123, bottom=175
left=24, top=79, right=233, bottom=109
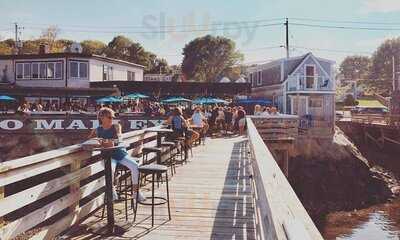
left=361, top=0, right=400, bottom=13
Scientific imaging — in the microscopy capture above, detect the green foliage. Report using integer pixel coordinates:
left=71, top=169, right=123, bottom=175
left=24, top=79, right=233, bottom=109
left=371, top=37, right=400, bottom=81
left=181, top=35, right=243, bottom=82
left=0, top=33, right=172, bottom=75
left=80, top=40, right=106, bottom=55
left=339, top=55, right=371, bottom=80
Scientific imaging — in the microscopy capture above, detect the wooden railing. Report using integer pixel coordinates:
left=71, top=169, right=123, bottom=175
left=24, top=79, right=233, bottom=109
left=351, top=113, right=400, bottom=126
left=246, top=117, right=323, bottom=240
left=250, top=115, right=298, bottom=141
left=0, top=126, right=166, bottom=240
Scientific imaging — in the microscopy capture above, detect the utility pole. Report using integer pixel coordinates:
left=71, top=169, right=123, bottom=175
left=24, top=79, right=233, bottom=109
left=14, top=23, right=18, bottom=44
left=392, top=56, right=396, bottom=91
left=14, top=23, right=23, bottom=54
left=285, top=18, right=289, bottom=58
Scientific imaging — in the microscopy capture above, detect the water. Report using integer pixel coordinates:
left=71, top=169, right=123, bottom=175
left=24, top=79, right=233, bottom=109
left=322, top=199, right=400, bottom=240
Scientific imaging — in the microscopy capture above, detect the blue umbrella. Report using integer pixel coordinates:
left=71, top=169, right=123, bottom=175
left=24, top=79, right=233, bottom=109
left=0, top=95, right=16, bottom=101
left=96, top=96, right=123, bottom=103
left=193, top=97, right=228, bottom=105
left=161, top=97, right=192, bottom=104
left=124, top=93, right=149, bottom=100
left=235, top=99, right=272, bottom=105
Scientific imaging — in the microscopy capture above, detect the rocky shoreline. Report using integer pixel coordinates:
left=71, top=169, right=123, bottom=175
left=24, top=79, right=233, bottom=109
left=288, top=127, right=399, bottom=228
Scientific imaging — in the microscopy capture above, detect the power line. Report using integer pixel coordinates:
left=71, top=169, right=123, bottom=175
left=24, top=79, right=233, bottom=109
left=293, top=45, right=372, bottom=55
left=291, top=17, right=400, bottom=26
left=19, top=18, right=285, bottom=30
left=291, top=22, right=400, bottom=31
left=158, top=45, right=283, bottom=56
left=25, top=22, right=282, bottom=34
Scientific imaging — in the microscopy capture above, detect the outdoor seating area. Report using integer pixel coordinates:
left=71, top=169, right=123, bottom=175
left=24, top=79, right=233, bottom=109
left=60, top=133, right=256, bottom=240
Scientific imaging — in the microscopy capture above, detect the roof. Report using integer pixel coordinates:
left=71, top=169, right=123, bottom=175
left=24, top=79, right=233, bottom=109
left=91, top=80, right=251, bottom=98
left=0, top=52, right=145, bottom=68
left=0, top=84, right=120, bottom=97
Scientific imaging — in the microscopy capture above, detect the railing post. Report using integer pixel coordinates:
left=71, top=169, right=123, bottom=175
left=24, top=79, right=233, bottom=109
left=0, top=186, right=4, bottom=227
left=69, top=159, right=81, bottom=213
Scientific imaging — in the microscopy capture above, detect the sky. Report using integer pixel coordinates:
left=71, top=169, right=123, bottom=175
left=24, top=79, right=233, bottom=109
left=1, top=0, right=400, bottom=66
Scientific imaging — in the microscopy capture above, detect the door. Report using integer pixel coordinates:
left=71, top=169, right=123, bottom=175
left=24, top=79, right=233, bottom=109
left=291, top=96, right=308, bottom=116
left=305, top=65, right=315, bottom=89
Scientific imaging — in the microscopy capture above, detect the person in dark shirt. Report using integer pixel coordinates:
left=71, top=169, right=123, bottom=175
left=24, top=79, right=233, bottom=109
left=224, top=107, right=233, bottom=132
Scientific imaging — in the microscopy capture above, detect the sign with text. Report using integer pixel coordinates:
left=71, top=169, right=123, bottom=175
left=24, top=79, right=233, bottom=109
left=0, top=114, right=165, bottom=133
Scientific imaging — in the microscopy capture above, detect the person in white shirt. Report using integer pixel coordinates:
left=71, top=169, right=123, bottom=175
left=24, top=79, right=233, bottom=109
left=190, top=107, right=209, bottom=134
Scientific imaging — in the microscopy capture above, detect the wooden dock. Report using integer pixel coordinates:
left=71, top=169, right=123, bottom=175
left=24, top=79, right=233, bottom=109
left=1, top=118, right=323, bottom=240
left=61, top=136, right=256, bottom=240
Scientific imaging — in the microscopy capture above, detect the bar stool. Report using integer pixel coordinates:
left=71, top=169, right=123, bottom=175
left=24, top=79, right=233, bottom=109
left=173, top=137, right=187, bottom=164
left=101, top=164, right=133, bottom=221
left=160, top=141, right=177, bottom=176
left=142, top=146, right=163, bottom=165
left=133, top=164, right=171, bottom=227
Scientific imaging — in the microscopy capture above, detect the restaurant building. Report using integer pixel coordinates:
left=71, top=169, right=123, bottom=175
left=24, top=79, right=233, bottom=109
left=0, top=46, right=144, bottom=106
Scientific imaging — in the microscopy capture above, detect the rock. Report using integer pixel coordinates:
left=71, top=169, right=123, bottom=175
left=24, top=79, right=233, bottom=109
left=289, top=127, right=393, bottom=227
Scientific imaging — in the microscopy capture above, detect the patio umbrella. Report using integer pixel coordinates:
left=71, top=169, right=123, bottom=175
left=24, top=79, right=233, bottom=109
left=235, top=99, right=272, bottom=105
left=123, top=93, right=149, bottom=100
left=193, top=97, right=228, bottom=105
left=96, top=96, right=123, bottom=104
left=0, top=95, right=16, bottom=102
left=161, top=97, right=192, bottom=104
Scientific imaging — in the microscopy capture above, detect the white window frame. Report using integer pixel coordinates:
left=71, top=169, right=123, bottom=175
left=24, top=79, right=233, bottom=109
left=39, top=62, right=47, bottom=79
left=69, top=60, right=88, bottom=79
left=127, top=71, right=135, bottom=81
left=304, top=64, right=316, bottom=89
left=16, top=63, right=23, bottom=79
left=55, top=62, right=62, bottom=79
left=47, top=62, right=55, bottom=79
left=31, top=63, right=39, bottom=79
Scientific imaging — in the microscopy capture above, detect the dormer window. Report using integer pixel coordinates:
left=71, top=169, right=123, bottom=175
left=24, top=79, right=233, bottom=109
left=305, top=65, right=315, bottom=89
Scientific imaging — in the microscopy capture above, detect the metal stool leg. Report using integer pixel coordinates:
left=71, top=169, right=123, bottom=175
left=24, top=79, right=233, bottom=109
left=151, top=173, right=155, bottom=227
left=166, top=172, right=171, bottom=220
left=124, top=170, right=128, bottom=221
left=133, top=173, right=140, bottom=222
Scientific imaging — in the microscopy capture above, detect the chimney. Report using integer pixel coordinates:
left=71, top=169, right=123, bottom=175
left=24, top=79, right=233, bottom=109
left=39, top=44, right=49, bottom=54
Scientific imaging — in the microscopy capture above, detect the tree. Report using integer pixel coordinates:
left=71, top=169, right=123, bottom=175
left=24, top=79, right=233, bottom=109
left=80, top=40, right=106, bottom=54
left=147, top=58, right=172, bottom=74
left=371, top=37, right=400, bottom=81
left=0, top=39, right=14, bottom=54
left=181, top=35, right=243, bottom=82
left=40, top=26, right=61, bottom=51
left=105, top=35, right=133, bottom=61
left=339, top=56, right=371, bottom=81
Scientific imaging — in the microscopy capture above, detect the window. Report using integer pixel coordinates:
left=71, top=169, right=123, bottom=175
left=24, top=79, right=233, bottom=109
left=70, top=62, right=79, bottom=78
left=249, top=73, right=253, bottom=86
left=103, top=65, right=113, bottom=81
left=39, top=63, right=47, bottom=78
left=23, top=63, right=31, bottom=79
left=55, top=62, right=62, bottom=79
left=69, top=61, right=88, bottom=79
left=309, top=98, right=322, bottom=108
left=47, top=62, right=54, bottom=79
left=32, top=63, right=39, bottom=79
left=127, top=71, right=135, bottom=81
left=79, top=62, right=88, bottom=78
left=305, top=65, right=315, bottom=89
left=257, top=71, right=262, bottom=86
left=16, top=63, right=23, bottom=79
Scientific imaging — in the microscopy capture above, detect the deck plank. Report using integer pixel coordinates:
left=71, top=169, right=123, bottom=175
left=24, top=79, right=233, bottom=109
left=61, top=136, right=256, bottom=240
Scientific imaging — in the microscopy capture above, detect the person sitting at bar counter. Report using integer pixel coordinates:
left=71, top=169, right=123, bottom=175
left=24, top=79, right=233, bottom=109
left=87, top=107, right=146, bottom=202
